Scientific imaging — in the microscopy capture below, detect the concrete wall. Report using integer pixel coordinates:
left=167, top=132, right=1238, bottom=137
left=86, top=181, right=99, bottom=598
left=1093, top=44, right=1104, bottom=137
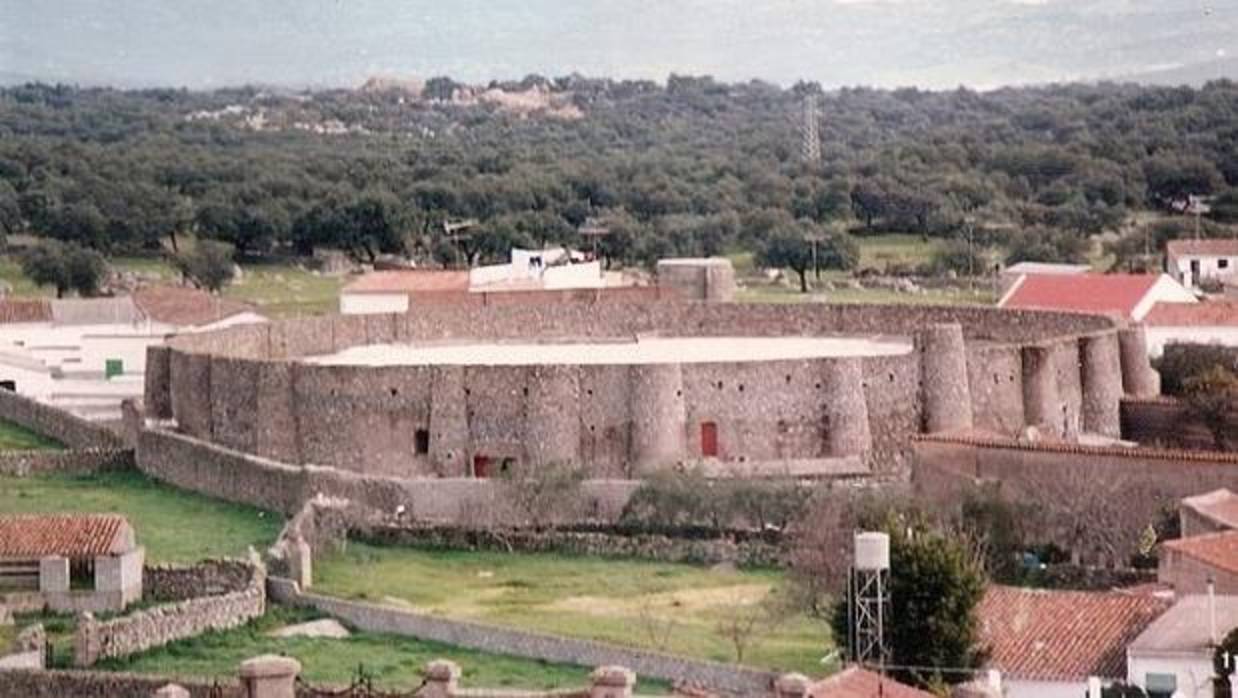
left=269, top=578, right=777, bottom=696
left=148, top=303, right=1144, bottom=480
left=339, top=291, right=409, bottom=315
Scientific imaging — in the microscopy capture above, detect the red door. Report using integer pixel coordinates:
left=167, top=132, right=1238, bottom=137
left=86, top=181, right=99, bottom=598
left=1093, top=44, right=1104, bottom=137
left=700, top=422, right=718, bottom=458
left=472, top=455, right=491, bottom=478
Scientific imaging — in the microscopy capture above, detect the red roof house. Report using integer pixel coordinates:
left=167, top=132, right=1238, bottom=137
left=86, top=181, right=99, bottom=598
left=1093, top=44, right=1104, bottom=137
left=807, top=666, right=935, bottom=698
left=998, top=273, right=1196, bottom=321
left=0, top=513, right=134, bottom=560
left=1159, top=530, right=1238, bottom=594
left=977, top=585, right=1169, bottom=689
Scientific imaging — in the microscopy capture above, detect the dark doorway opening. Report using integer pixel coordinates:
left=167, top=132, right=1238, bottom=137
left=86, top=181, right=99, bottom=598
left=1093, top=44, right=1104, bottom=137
left=472, top=455, right=492, bottom=478
left=414, top=429, right=430, bottom=455
left=700, top=421, right=718, bottom=458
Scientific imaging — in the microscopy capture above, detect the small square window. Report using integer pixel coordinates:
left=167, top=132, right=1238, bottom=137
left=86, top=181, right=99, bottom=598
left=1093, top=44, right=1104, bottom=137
left=1220, top=258, right=1230, bottom=270
left=414, top=429, right=430, bottom=455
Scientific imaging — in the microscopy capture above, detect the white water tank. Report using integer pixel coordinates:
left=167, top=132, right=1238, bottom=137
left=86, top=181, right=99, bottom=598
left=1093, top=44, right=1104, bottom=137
left=854, top=532, right=891, bottom=571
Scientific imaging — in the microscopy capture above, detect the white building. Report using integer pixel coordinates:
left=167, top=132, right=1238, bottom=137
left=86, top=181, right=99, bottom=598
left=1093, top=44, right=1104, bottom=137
left=0, top=287, right=264, bottom=421
left=1143, top=300, right=1238, bottom=357
left=338, top=270, right=469, bottom=315
left=1166, top=239, right=1238, bottom=290
left=1127, top=594, right=1238, bottom=698
left=469, top=247, right=604, bottom=291
left=999, top=273, right=1197, bottom=322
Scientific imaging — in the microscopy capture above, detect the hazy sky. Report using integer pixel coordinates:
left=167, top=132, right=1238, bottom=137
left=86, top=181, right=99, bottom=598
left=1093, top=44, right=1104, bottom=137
left=2, top=0, right=1234, bottom=89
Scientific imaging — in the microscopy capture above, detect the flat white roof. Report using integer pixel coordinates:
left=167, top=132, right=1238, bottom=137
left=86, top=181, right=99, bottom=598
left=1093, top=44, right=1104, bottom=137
left=303, top=335, right=911, bottom=367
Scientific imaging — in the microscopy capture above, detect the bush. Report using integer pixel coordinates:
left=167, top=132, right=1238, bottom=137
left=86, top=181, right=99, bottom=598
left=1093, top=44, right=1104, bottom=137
left=619, top=467, right=813, bottom=536
left=174, top=240, right=236, bottom=292
left=1155, top=343, right=1238, bottom=396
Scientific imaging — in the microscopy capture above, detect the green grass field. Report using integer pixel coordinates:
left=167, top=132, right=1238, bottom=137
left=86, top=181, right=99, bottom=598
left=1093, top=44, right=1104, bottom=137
left=100, top=607, right=670, bottom=693
left=0, top=471, right=282, bottom=563
left=0, top=625, right=15, bottom=653
left=0, top=420, right=64, bottom=451
left=314, top=544, right=831, bottom=675
left=222, top=263, right=343, bottom=317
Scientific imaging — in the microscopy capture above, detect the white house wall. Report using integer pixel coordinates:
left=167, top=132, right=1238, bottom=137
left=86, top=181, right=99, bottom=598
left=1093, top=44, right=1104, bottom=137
left=340, top=292, right=409, bottom=315
left=1003, top=678, right=1089, bottom=698
left=1131, top=276, right=1198, bottom=321
left=1173, top=254, right=1238, bottom=289
left=543, top=261, right=604, bottom=289
left=1146, top=326, right=1238, bottom=357
left=1127, top=653, right=1214, bottom=698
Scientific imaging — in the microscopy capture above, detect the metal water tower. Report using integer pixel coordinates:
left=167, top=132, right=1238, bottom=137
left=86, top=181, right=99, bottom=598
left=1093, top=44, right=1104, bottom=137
left=847, top=531, right=891, bottom=666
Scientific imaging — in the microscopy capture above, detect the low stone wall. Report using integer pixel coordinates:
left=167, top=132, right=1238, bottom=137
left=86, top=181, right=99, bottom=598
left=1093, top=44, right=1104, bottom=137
left=137, top=427, right=639, bottom=523
left=361, top=525, right=785, bottom=568
left=0, top=670, right=234, bottom=698
left=75, top=559, right=266, bottom=667
left=145, top=559, right=256, bottom=603
left=269, top=578, right=777, bottom=696
left=0, top=389, right=124, bottom=450
left=0, top=448, right=133, bottom=477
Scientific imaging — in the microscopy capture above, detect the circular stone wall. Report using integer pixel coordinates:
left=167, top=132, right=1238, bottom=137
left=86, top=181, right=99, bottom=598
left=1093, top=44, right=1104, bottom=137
left=148, top=301, right=1144, bottom=480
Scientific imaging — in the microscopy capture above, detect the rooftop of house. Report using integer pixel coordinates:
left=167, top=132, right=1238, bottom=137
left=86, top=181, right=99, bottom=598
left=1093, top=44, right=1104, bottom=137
left=132, top=285, right=258, bottom=327
left=1143, top=300, right=1238, bottom=327
left=997, top=273, right=1188, bottom=318
left=341, top=270, right=470, bottom=294
left=0, top=298, right=53, bottom=324
left=1161, top=530, right=1238, bottom=575
left=1128, top=594, right=1238, bottom=655
left=0, top=513, right=134, bottom=560
left=1182, top=488, right=1238, bottom=530
left=977, top=585, right=1171, bottom=682
left=1166, top=239, right=1238, bottom=258
left=807, top=666, right=935, bottom=698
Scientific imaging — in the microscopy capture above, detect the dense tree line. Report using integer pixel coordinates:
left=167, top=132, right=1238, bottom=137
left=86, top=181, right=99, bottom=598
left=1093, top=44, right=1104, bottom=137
left=0, top=77, right=1236, bottom=269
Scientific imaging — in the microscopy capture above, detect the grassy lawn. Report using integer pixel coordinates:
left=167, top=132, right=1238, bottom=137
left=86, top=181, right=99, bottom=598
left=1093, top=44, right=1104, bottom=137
left=315, top=545, right=831, bottom=676
left=100, top=607, right=670, bottom=693
left=855, top=233, right=942, bottom=270
left=0, top=624, right=15, bottom=653
left=0, top=471, right=282, bottom=563
left=222, top=263, right=343, bottom=317
left=0, top=420, right=64, bottom=451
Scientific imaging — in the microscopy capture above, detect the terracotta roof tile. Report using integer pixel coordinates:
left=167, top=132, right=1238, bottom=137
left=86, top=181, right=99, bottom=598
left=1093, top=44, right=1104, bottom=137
left=999, top=274, right=1163, bottom=318
left=0, top=298, right=53, bottom=324
left=133, top=286, right=257, bottom=327
left=808, top=667, right=935, bottom=698
left=1181, top=489, right=1238, bottom=530
left=977, top=585, right=1170, bottom=681
left=1143, top=300, right=1238, bottom=327
left=1166, top=239, right=1238, bottom=258
left=342, top=271, right=469, bottom=294
left=0, top=514, right=132, bottom=559
left=1161, top=530, right=1238, bottom=575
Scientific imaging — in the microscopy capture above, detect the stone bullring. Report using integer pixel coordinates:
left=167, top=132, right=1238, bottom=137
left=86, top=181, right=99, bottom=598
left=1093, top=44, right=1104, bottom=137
left=143, top=302, right=1158, bottom=480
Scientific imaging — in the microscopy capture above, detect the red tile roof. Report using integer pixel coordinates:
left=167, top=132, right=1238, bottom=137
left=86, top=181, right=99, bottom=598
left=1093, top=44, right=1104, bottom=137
left=133, top=286, right=257, bottom=327
left=342, top=271, right=469, bottom=294
left=808, top=667, right=935, bottom=698
left=1143, top=300, right=1238, bottom=327
left=977, top=585, right=1170, bottom=682
left=1181, top=489, right=1238, bottom=530
left=1161, top=530, right=1238, bottom=575
left=1166, top=239, right=1238, bottom=258
left=0, top=298, right=53, bottom=324
left=999, top=274, right=1163, bottom=318
left=0, top=514, right=133, bottom=560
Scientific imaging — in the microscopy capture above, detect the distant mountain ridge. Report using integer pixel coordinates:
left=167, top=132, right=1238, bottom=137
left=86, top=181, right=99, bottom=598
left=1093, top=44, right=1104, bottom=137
left=1, top=0, right=1236, bottom=89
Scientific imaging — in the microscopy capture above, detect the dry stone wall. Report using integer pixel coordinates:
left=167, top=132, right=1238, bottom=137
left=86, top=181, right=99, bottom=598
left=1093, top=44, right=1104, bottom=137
left=0, top=448, right=132, bottom=477
left=75, top=559, right=265, bottom=667
left=0, top=388, right=123, bottom=449
left=0, top=670, right=235, bottom=698
left=146, top=303, right=1142, bottom=481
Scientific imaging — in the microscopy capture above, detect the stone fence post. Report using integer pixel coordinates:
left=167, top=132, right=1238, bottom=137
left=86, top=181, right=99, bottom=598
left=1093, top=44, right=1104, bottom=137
left=73, top=611, right=100, bottom=667
left=418, top=659, right=461, bottom=698
left=239, top=654, right=301, bottom=698
left=773, top=673, right=810, bottom=698
left=589, top=665, right=636, bottom=698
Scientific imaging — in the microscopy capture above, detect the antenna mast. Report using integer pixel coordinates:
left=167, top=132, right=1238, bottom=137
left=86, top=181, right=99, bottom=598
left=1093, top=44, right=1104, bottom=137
left=801, top=93, right=822, bottom=164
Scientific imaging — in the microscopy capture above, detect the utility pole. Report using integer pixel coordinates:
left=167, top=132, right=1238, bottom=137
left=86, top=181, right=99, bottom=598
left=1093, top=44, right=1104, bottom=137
left=801, top=93, right=821, bottom=164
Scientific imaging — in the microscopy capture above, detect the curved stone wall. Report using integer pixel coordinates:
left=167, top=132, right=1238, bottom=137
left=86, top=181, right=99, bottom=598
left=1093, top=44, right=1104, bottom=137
left=148, top=302, right=1146, bottom=479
